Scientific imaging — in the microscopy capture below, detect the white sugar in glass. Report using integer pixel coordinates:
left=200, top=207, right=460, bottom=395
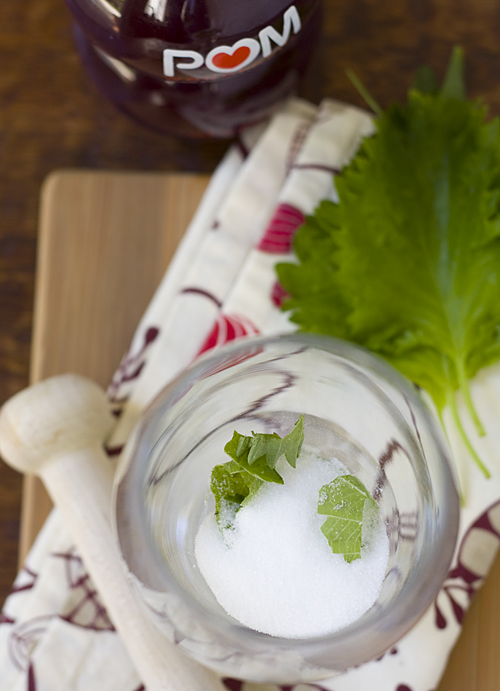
left=195, top=446, right=390, bottom=638
left=114, top=334, right=459, bottom=684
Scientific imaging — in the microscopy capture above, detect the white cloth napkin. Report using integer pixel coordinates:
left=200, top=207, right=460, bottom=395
left=2, top=97, right=500, bottom=691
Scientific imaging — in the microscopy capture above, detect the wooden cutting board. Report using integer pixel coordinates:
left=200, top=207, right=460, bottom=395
left=21, top=169, right=210, bottom=560
left=24, top=169, right=500, bottom=691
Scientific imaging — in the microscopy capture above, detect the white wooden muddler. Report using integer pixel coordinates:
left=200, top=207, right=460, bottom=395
left=0, top=373, right=226, bottom=691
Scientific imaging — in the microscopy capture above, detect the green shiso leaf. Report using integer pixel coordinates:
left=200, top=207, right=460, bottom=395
left=224, top=430, right=285, bottom=483
left=440, top=45, right=466, bottom=101
left=210, top=464, right=262, bottom=531
left=211, top=415, right=304, bottom=532
left=318, top=475, right=377, bottom=563
left=277, top=47, right=500, bottom=478
left=412, top=64, right=440, bottom=95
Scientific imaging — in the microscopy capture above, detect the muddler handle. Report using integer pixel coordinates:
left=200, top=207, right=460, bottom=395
left=0, top=373, right=226, bottom=691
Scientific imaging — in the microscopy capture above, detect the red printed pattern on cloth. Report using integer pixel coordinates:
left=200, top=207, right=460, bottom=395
left=8, top=616, right=53, bottom=671
left=52, top=549, right=114, bottom=631
left=257, top=203, right=305, bottom=254
left=271, top=280, right=291, bottom=308
left=107, top=326, right=160, bottom=408
left=223, top=681, right=329, bottom=691
left=196, top=313, right=260, bottom=356
left=434, top=498, right=500, bottom=629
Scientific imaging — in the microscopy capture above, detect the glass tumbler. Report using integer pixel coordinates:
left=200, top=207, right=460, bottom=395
left=113, top=334, right=459, bottom=684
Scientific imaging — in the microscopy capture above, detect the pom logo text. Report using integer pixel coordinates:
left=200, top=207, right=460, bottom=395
left=163, top=5, right=301, bottom=77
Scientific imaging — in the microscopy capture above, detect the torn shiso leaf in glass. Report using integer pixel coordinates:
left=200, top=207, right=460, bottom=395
left=196, top=422, right=390, bottom=638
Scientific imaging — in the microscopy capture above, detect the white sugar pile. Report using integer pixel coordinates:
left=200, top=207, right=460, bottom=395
left=195, top=447, right=389, bottom=639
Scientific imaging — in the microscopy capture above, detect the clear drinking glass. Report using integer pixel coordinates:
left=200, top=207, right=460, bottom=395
left=113, top=334, right=459, bottom=684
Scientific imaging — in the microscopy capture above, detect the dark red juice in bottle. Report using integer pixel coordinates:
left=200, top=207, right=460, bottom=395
left=65, top=0, right=322, bottom=138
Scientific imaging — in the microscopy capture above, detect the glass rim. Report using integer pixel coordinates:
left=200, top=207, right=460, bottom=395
left=114, top=333, right=460, bottom=668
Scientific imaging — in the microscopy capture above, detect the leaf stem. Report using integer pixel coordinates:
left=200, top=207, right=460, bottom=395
left=346, top=70, right=383, bottom=117
left=456, top=363, right=486, bottom=436
left=436, top=406, right=465, bottom=506
left=447, top=389, right=490, bottom=479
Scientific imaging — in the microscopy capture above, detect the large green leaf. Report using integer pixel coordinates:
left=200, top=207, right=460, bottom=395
left=277, top=48, right=500, bottom=478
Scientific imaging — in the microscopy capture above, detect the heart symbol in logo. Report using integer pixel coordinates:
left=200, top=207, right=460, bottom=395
left=206, top=38, right=260, bottom=74
left=212, top=46, right=251, bottom=70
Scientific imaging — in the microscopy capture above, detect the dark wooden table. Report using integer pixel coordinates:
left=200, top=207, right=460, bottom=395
left=1, top=0, right=500, bottom=637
